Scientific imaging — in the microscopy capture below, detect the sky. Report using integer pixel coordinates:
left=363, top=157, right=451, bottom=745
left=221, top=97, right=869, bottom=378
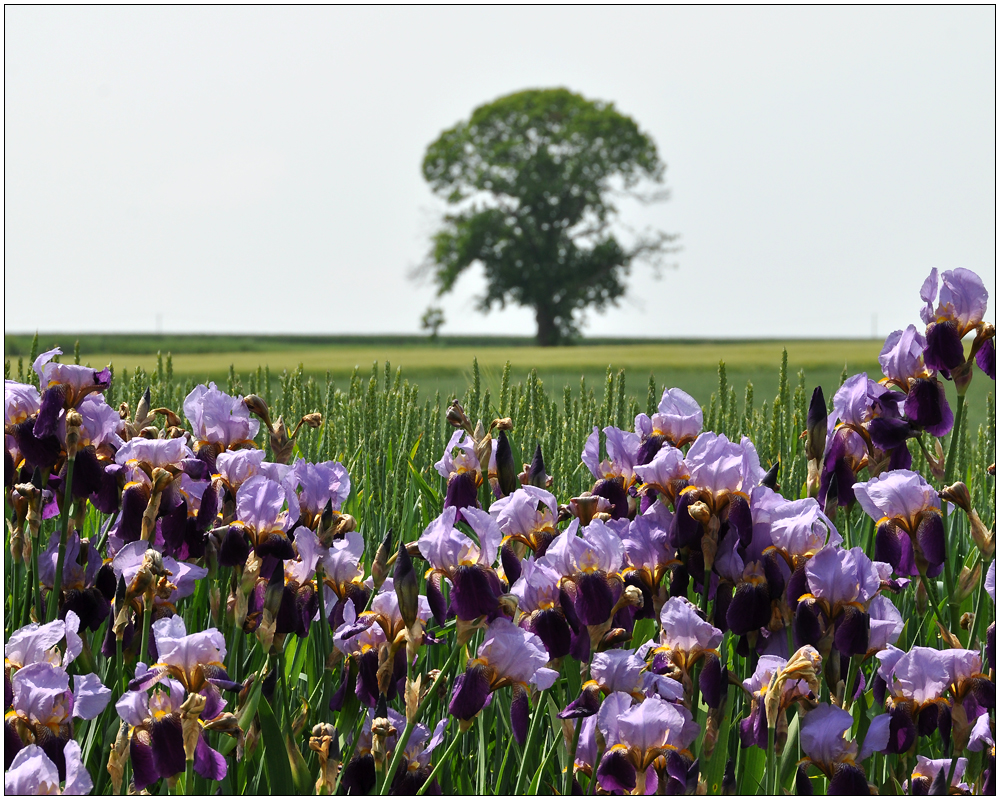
left=4, top=6, right=996, bottom=340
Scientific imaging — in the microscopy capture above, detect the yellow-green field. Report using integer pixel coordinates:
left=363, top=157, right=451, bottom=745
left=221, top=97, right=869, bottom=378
left=4, top=336, right=993, bottom=430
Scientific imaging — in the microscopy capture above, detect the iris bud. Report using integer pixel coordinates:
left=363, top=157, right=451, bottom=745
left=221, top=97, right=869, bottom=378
left=393, top=541, right=419, bottom=629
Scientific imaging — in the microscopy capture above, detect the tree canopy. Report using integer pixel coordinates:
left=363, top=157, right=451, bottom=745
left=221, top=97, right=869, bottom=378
left=421, top=88, right=674, bottom=346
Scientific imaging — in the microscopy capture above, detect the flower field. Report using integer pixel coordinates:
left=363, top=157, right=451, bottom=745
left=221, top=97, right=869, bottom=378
left=3, top=267, right=996, bottom=795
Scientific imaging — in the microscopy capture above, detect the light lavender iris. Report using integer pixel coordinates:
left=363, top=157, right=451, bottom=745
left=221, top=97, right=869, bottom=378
left=183, top=382, right=260, bottom=448
left=4, top=741, right=92, bottom=795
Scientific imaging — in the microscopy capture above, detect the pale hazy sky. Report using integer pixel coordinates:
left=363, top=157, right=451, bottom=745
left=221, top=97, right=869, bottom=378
left=4, top=6, right=995, bottom=339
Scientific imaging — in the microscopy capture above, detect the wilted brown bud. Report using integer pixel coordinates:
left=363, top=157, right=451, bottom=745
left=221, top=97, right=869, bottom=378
left=490, top=417, right=513, bottom=432
left=108, top=721, right=130, bottom=795
left=152, top=408, right=183, bottom=429
left=623, top=585, right=644, bottom=610
left=960, top=612, right=975, bottom=631
left=270, top=416, right=295, bottom=465
left=446, top=400, right=474, bottom=434
left=299, top=412, right=322, bottom=429
left=569, top=494, right=601, bottom=526
left=370, top=529, right=393, bottom=592
left=65, top=410, right=83, bottom=458
left=243, top=395, right=273, bottom=429
left=179, top=692, right=207, bottom=762
left=498, top=593, right=519, bottom=620
left=957, top=563, right=982, bottom=602
left=687, top=501, right=712, bottom=525
left=405, top=675, right=422, bottom=723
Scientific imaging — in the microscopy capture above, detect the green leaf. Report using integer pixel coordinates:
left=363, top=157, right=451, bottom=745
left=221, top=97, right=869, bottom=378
left=257, top=698, right=295, bottom=795
left=286, top=732, right=312, bottom=795
left=702, top=689, right=733, bottom=794
left=408, top=460, right=441, bottom=506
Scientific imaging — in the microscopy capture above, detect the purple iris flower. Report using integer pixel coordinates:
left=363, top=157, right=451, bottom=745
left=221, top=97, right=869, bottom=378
left=216, top=448, right=266, bottom=491
left=491, top=484, right=559, bottom=558
left=31, top=348, right=111, bottom=441
left=5, top=380, right=44, bottom=479
left=510, top=556, right=573, bottom=659
left=38, top=529, right=114, bottom=631
left=332, top=577, right=432, bottom=707
left=634, top=387, right=703, bottom=462
left=435, top=429, right=483, bottom=516
left=919, top=267, right=993, bottom=385
left=582, top=425, right=642, bottom=519
left=797, top=704, right=889, bottom=793
left=878, top=645, right=991, bottom=754
left=854, top=469, right=944, bottom=577
left=907, top=756, right=970, bottom=795
left=540, top=518, right=625, bottom=633
left=559, top=649, right=649, bottom=719
left=117, top=666, right=229, bottom=791
left=183, top=382, right=260, bottom=451
left=224, top=474, right=300, bottom=563
left=417, top=505, right=503, bottom=624
left=448, top=617, right=558, bottom=745
left=620, top=500, right=677, bottom=620
left=793, top=545, right=883, bottom=657
left=314, top=530, right=369, bottom=633
left=8, top=660, right=110, bottom=780
left=652, top=597, right=724, bottom=706
left=288, top=457, right=350, bottom=527
left=111, top=540, right=208, bottom=610
left=879, top=326, right=954, bottom=438
left=5, top=611, right=84, bottom=672
left=5, top=741, right=92, bottom=795
left=595, top=694, right=700, bottom=794
left=633, top=445, right=690, bottom=511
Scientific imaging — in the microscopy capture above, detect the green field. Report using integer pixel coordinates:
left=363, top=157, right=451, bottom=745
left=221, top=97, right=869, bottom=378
left=4, top=333, right=993, bottom=432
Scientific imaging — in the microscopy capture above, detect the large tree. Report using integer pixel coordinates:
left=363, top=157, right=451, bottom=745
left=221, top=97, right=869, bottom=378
left=421, top=88, right=674, bottom=346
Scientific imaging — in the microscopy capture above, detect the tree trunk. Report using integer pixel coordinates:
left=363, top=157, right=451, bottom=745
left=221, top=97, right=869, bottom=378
left=534, top=305, right=559, bottom=347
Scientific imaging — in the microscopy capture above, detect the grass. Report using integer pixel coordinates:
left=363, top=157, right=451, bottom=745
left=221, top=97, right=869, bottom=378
left=3, top=333, right=992, bottom=431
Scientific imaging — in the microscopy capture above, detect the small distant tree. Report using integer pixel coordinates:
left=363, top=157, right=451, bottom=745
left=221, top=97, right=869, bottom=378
left=420, top=88, right=675, bottom=346
left=420, top=306, right=446, bottom=341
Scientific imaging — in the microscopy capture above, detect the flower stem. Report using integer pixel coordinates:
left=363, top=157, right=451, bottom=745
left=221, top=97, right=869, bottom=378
left=139, top=595, right=152, bottom=664
left=31, top=523, right=41, bottom=622
left=944, top=394, right=966, bottom=483
left=564, top=717, right=583, bottom=796
left=513, top=688, right=549, bottom=795
left=767, top=725, right=776, bottom=795
left=47, top=453, right=76, bottom=621
left=185, top=759, right=195, bottom=795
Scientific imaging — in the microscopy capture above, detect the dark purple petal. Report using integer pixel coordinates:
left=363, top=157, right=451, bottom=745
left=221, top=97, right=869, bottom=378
left=295, top=583, right=318, bottom=638
left=726, top=581, right=771, bottom=636
left=330, top=662, right=352, bottom=712
left=806, top=387, right=827, bottom=461
left=785, top=565, right=808, bottom=612
left=795, top=764, right=814, bottom=795
left=219, top=525, right=251, bottom=568
left=425, top=571, right=448, bottom=627
left=526, top=609, right=571, bottom=660
left=527, top=444, right=550, bottom=488
left=763, top=551, right=786, bottom=600
left=713, top=581, right=733, bottom=633
left=340, top=753, right=376, bottom=796
left=833, top=606, right=870, bottom=657
left=444, top=471, right=479, bottom=516
left=118, top=484, right=149, bottom=545
left=159, top=500, right=189, bottom=559
left=196, top=483, right=219, bottom=531
left=904, top=378, right=953, bottom=437
left=356, top=649, right=380, bottom=708
left=923, top=321, right=965, bottom=375
left=739, top=703, right=768, bottom=749
left=915, top=513, right=945, bottom=575
left=193, top=733, right=227, bottom=782
left=255, top=532, right=295, bottom=561
left=593, top=477, right=628, bottom=520
left=194, top=445, right=218, bottom=476
left=93, top=464, right=123, bottom=514
left=868, top=417, right=912, bottom=453
left=874, top=521, right=903, bottom=572
left=69, top=448, right=103, bottom=498
left=793, top=600, right=824, bottom=649
left=275, top=585, right=299, bottom=635
left=5, top=720, right=24, bottom=770
left=500, top=543, right=521, bottom=586
left=670, top=492, right=703, bottom=549
left=636, top=434, right=667, bottom=467
left=511, top=683, right=530, bottom=745
left=597, top=747, right=637, bottom=794
left=130, top=732, right=161, bottom=792
left=9, top=420, right=61, bottom=471
left=61, top=587, right=110, bottom=632
left=988, top=622, right=995, bottom=672
left=451, top=565, right=500, bottom=621
left=203, top=664, right=242, bottom=693
left=699, top=653, right=725, bottom=709
left=886, top=703, right=917, bottom=754
left=728, top=494, right=753, bottom=548
left=495, top=430, right=517, bottom=497
left=828, top=763, right=868, bottom=794
left=449, top=663, right=491, bottom=721
left=558, top=682, right=601, bottom=720
left=976, top=338, right=995, bottom=380
left=574, top=571, right=615, bottom=627
left=33, top=386, right=67, bottom=439
left=150, top=714, right=186, bottom=781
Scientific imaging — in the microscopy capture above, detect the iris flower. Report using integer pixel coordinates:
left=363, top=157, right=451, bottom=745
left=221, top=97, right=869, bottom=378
left=879, top=325, right=954, bottom=439
left=854, top=469, right=944, bottom=577
left=633, top=387, right=703, bottom=464
left=5, top=741, right=92, bottom=795
left=448, top=617, right=558, bottom=744
left=919, top=267, right=994, bottom=389
left=796, top=703, right=889, bottom=794
left=435, top=429, right=484, bottom=515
